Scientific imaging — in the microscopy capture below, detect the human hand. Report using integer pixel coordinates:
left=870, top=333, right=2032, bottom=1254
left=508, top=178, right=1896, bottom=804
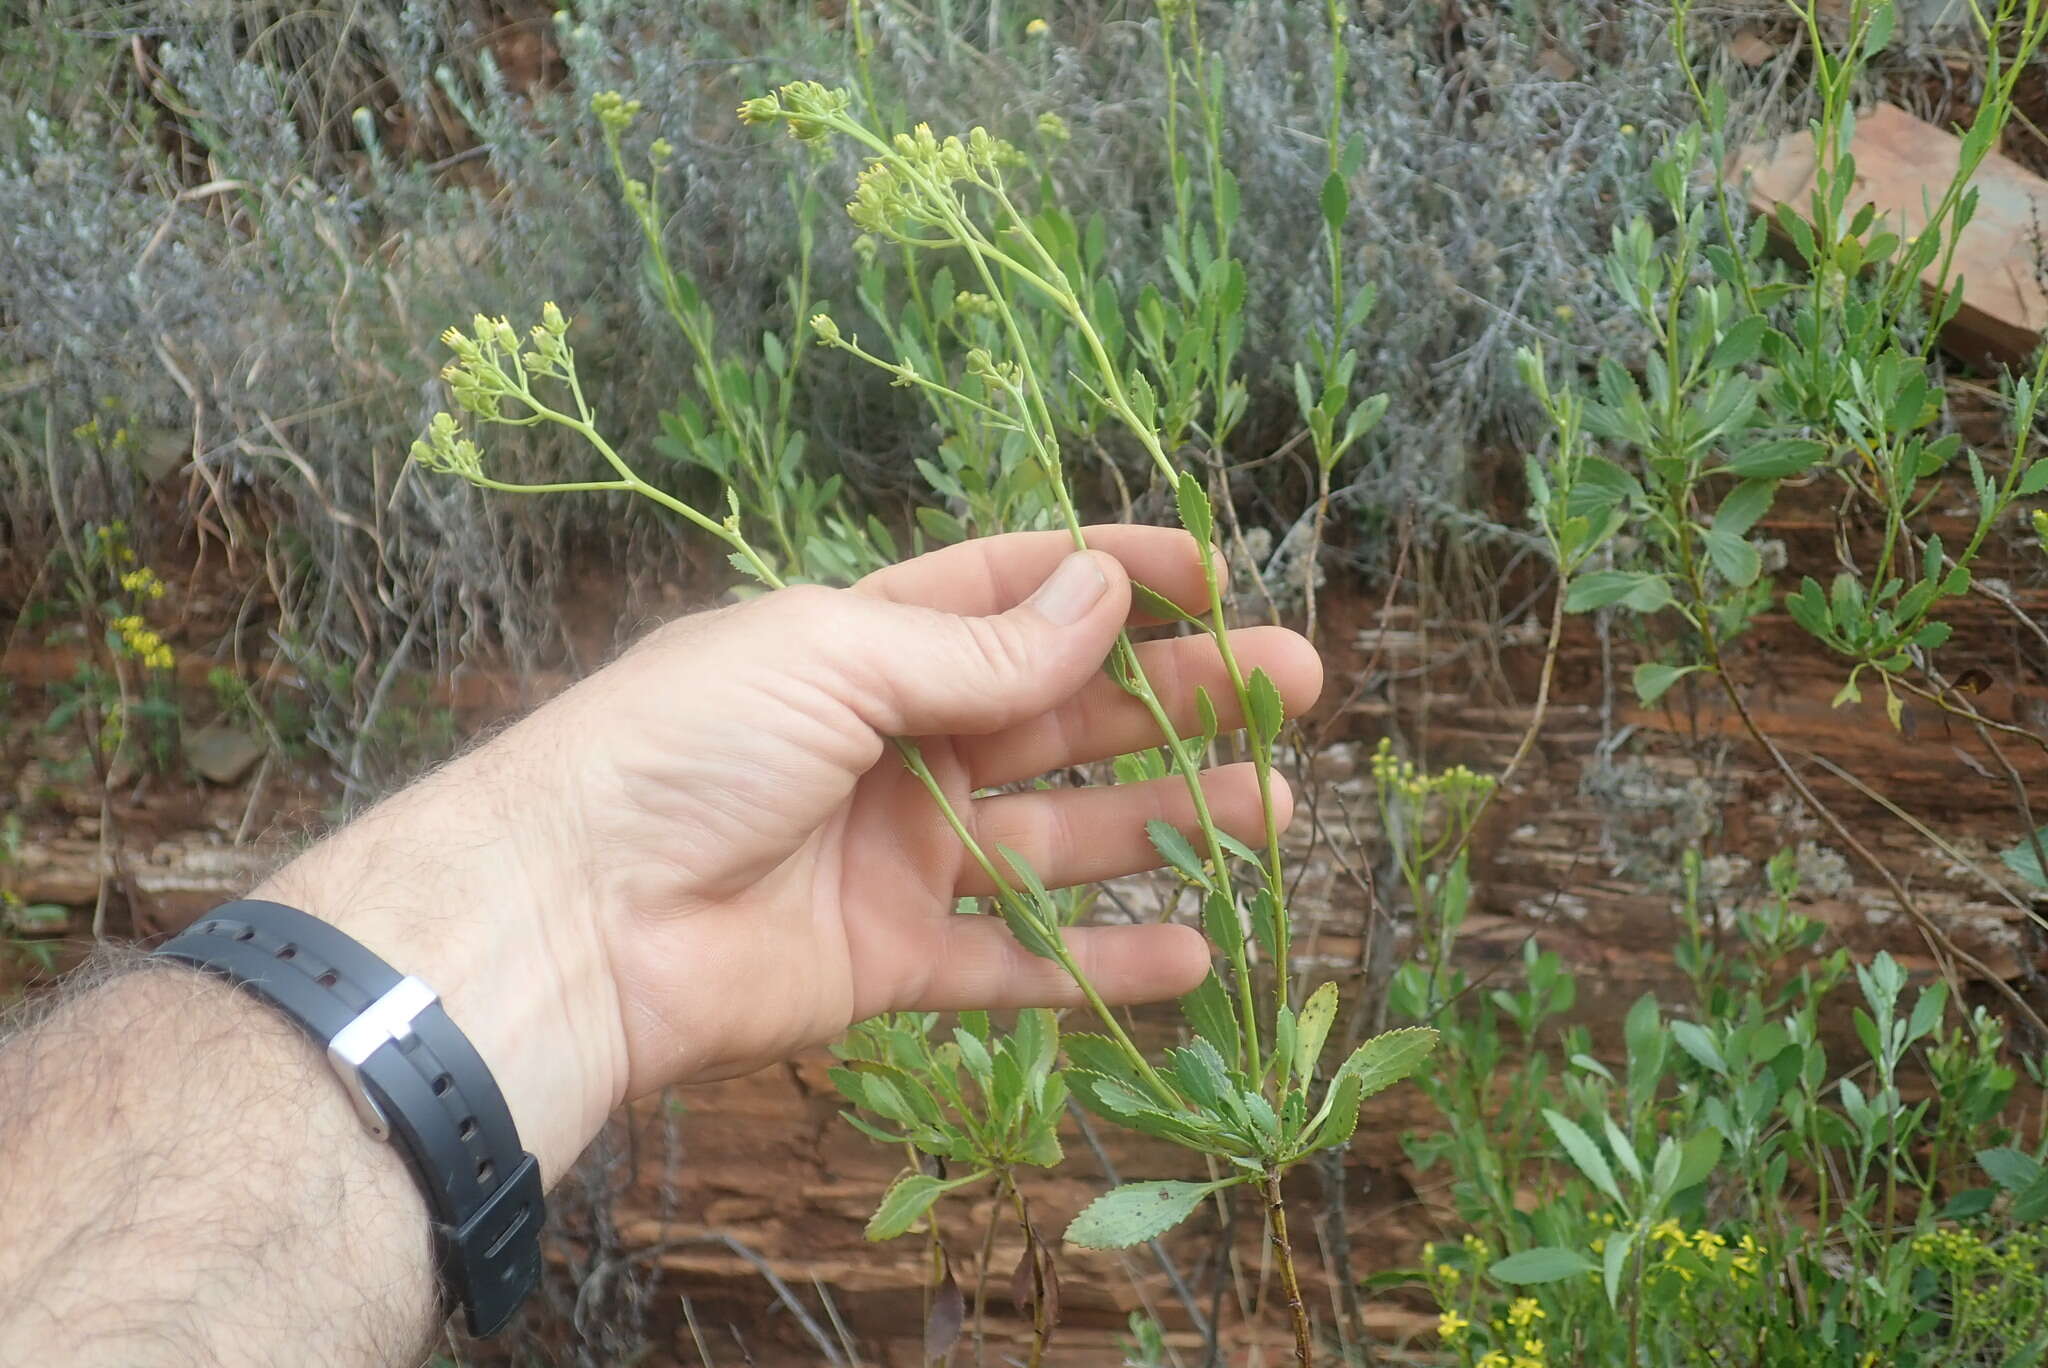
left=259, top=527, right=1321, bottom=1179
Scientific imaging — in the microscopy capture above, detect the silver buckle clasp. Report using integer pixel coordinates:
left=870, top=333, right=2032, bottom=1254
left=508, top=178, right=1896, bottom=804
left=326, top=975, right=439, bottom=1141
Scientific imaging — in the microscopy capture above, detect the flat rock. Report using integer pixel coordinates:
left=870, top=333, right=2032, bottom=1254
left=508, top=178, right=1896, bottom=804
left=1728, top=101, right=2048, bottom=365
left=184, top=723, right=266, bottom=786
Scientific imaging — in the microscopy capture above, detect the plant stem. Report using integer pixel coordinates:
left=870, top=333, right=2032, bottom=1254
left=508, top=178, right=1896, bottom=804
left=1006, top=1184, right=1050, bottom=1368
left=1264, top=1168, right=1313, bottom=1366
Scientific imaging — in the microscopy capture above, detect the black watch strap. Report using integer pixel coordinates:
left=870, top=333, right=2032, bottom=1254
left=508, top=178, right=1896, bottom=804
left=153, top=899, right=544, bottom=1336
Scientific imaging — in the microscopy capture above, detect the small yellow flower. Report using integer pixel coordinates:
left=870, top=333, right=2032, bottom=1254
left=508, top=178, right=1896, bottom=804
left=1438, top=1309, right=1469, bottom=1341
left=1506, top=1297, right=1546, bottom=1331
left=1025, top=17, right=1049, bottom=35
left=1620, top=123, right=1637, bottom=135
left=1477, top=1354, right=1511, bottom=1368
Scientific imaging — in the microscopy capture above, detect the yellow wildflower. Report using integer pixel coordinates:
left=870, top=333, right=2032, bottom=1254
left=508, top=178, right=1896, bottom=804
left=1506, top=1298, right=1546, bottom=1330
left=1025, top=17, right=1049, bottom=35
left=1438, top=1309, right=1470, bottom=1341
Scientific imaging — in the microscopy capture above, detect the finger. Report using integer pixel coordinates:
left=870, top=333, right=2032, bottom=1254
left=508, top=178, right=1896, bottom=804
left=909, top=919, right=1212, bottom=1012
left=854, top=525, right=1223, bottom=620
left=959, top=763, right=1293, bottom=895
left=957, top=625, right=1323, bottom=787
left=764, top=549, right=1134, bottom=738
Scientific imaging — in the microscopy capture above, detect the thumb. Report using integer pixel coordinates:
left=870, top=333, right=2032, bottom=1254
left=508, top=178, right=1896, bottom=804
left=812, top=549, right=1132, bottom=738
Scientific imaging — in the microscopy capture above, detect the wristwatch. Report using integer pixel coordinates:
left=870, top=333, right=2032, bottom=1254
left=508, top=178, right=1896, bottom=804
left=152, top=899, right=545, bottom=1336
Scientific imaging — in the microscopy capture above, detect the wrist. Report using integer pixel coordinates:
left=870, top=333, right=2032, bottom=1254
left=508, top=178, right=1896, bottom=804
left=252, top=732, right=627, bottom=1185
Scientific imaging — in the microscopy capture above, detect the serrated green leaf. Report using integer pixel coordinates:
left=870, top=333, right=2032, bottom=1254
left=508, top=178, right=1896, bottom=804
left=1727, top=437, right=1826, bottom=479
left=1246, top=668, right=1284, bottom=745
left=1704, top=526, right=1762, bottom=587
left=1333, top=1026, right=1438, bottom=1099
left=1293, top=982, right=1339, bottom=1082
left=1175, top=471, right=1213, bottom=546
left=1709, top=315, right=1768, bottom=369
left=1201, top=890, right=1244, bottom=959
left=868, top=1170, right=985, bottom=1241
left=1544, top=1109, right=1624, bottom=1203
left=1714, top=478, right=1778, bottom=536
left=1180, top=972, right=1242, bottom=1065
left=1130, top=582, right=1202, bottom=625
left=1980, top=1146, right=2043, bottom=1192
left=1148, top=820, right=1210, bottom=887
left=1064, top=1179, right=1237, bottom=1249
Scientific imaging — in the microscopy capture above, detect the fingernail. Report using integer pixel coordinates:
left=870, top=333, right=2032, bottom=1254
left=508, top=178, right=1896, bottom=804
left=1029, top=551, right=1108, bottom=626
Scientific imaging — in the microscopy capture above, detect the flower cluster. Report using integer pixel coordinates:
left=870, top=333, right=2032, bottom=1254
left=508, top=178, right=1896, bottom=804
left=414, top=304, right=577, bottom=476
left=410, top=411, right=484, bottom=481
left=1912, top=1226, right=1989, bottom=1272
left=843, top=122, right=1019, bottom=240
left=110, top=614, right=173, bottom=671
left=591, top=90, right=640, bottom=134
left=120, top=567, right=166, bottom=600
left=737, top=81, right=851, bottom=143
left=1370, top=737, right=1496, bottom=805
left=92, top=522, right=138, bottom=565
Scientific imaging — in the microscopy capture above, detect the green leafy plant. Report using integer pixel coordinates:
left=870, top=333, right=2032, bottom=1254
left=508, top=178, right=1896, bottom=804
left=0, top=815, right=66, bottom=986
left=831, top=1008, right=1066, bottom=1362
left=413, top=73, right=1436, bottom=1365
left=1520, top=0, right=2048, bottom=1039
left=1402, top=845, right=2048, bottom=1365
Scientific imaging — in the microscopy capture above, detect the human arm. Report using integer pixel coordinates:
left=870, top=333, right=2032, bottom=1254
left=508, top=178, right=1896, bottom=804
left=0, top=528, right=1321, bottom=1365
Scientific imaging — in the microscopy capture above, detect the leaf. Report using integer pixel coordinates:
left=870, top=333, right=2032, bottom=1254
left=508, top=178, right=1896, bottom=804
left=1726, top=437, right=1826, bottom=479
left=995, top=847, right=1065, bottom=961
left=1130, top=582, right=1202, bottom=626
left=1490, top=1246, right=1596, bottom=1285
left=1543, top=1109, right=1624, bottom=1204
left=1669, top=1021, right=1728, bottom=1075
left=1064, top=1179, right=1234, bottom=1250
left=868, top=1170, right=983, bottom=1241
left=1674, top=1128, right=1724, bottom=1190
left=1293, top=981, right=1340, bottom=1082
left=1979, top=1146, right=2043, bottom=1193
left=1941, top=1187, right=1996, bottom=1220
left=925, top=1253, right=966, bottom=1361
left=1714, top=478, right=1778, bottom=536
left=2000, top=826, right=2048, bottom=889
left=1703, top=526, right=1762, bottom=587
left=1180, top=972, right=1242, bottom=1064
left=1319, top=170, right=1349, bottom=234
left=1201, top=890, right=1244, bottom=959
left=1632, top=662, right=1698, bottom=706
left=2013, top=1170, right=2048, bottom=1223
left=1009, top=1228, right=1062, bottom=1334
left=1246, top=667, right=1284, bottom=746
left=1565, top=570, right=1670, bottom=614
left=1175, top=470, right=1213, bottom=546
left=1332, top=1026, right=1438, bottom=1100
left=2018, top=460, right=2048, bottom=496
left=1308, top=1073, right=1364, bottom=1153
left=1709, top=315, right=1768, bottom=369
left=1602, top=1229, right=1635, bottom=1307
left=1148, top=820, right=1211, bottom=887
